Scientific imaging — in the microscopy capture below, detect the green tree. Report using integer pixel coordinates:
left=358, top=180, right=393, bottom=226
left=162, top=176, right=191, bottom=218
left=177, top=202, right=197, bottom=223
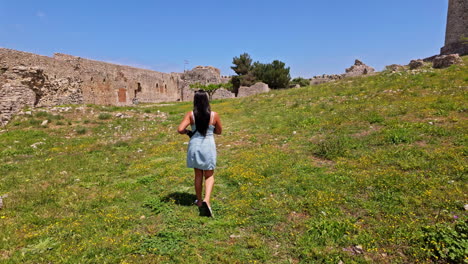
left=230, top=53, right=255, bottom=95
left=252, top=60, right=291, bottom=89
left=189, top=82, right=233, bottom=100
left=231, top=53, right=252, bottom=76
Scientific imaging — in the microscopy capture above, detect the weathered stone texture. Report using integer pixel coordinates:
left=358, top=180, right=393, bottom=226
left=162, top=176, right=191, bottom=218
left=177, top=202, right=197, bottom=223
left=344, top=59, right=375, bottom=77
left=212, top=88, right=235, bottom=100
left=441, top=0, right=468, bottom=55
left=0, top=48, right=224, bottom=125
left=409, top=59, right=424, bottom=70
left=0, top=66, right=83, bottom=125
left=433, top=54, right=464, bottom=68
left=180, top=66, right=222, bottom=101
left=237, top=82, right=270, bottom=97
left=53, top=53, right=181, bottom=105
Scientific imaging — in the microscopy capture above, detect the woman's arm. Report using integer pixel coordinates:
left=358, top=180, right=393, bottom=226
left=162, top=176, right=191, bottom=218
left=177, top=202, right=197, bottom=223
left=177, top=112, right=192, bottom=134
left=213, top=112, right=222, bottom=135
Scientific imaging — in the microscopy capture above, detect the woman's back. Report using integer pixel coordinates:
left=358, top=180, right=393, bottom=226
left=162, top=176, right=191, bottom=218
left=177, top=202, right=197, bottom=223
left=187, top=111, right=217, bottom=170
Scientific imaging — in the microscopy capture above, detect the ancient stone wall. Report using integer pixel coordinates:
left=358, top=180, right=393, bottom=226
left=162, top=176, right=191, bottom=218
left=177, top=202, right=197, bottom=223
left=0, top=48, right=224, bottom=125
left=441, top=0, right=468, bottom=55
left=52, top=53, right=181, bottom=105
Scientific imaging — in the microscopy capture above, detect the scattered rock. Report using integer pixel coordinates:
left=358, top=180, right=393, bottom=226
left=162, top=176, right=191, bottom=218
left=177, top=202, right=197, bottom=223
left=433, top=54, right=464, bottom=69
left=464, top=204, right=468, bottom=211
left=229, top=234, right=241, bottom=238
left=30, top=142, right=45, bottom=148
left=41, top=120, right=48, bottom=126
left=409, top=59, right=424, bottom=70
left=140, top=215, right=146, bottom=219
left=115, top=113, right=123, bottom=118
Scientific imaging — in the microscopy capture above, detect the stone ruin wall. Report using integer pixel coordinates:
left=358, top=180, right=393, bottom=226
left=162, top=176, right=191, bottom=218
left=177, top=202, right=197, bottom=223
left=441, top=0, right=468, bottom=55
left=309, top=59, right=375, bottom=86
left=1, top=48, right=288, bottom=125
left=0, top=48, right=228, bottom=125
left=52, top=53, right=182, bottom=105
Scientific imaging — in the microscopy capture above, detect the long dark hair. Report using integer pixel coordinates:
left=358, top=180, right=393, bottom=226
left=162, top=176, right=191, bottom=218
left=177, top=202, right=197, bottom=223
left=193, top=90, right=211, bottom=137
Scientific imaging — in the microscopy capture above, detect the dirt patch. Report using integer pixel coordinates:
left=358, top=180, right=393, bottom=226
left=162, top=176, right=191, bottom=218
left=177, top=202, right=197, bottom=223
left=352, top=125, right=383, bottom=137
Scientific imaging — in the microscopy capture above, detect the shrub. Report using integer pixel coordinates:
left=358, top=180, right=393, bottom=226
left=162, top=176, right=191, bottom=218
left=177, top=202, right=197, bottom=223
left=366, top=111, right=385, bottom=124
left=314, top=135, right=350, bottom=159
left=29, top=119, right=41, bottom=126
left=384, top=128, right=414, bottom=144
left=98, top=113, right=112, bottom=120
left=422, top=220, right=468, bottom=263
left=290, top=77, right=310, bottom=87
left=35, top=111, right=49, bottom=118
left=75, top=126, right=87, bottom=135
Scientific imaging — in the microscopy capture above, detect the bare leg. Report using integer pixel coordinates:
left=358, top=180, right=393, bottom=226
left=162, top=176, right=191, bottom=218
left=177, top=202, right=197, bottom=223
left=203, top=170, right=215, bottom=207
left=194, top=169, right=203, bottom=207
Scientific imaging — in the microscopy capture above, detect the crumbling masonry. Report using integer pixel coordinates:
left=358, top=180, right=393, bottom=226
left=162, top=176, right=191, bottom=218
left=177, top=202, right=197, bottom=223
left=0, top=48, right=223, bottom=125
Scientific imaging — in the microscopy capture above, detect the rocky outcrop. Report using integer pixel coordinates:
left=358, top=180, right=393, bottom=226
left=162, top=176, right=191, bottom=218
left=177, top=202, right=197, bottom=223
left=409, top=59, right=424, bottom=70
left=432, top=54, right=464, bottom=69
left=344, top=59, right=375, bottom=77
left=237, top=82, right=270, bottom=97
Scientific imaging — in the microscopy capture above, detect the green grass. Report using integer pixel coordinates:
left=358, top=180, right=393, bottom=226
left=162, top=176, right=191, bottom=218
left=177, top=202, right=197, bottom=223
left=0, top=57, right=467, bottom=263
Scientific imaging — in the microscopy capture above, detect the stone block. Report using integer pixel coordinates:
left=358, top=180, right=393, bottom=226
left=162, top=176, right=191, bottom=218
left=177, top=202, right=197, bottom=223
left=237, top=82, right=270, bottom=97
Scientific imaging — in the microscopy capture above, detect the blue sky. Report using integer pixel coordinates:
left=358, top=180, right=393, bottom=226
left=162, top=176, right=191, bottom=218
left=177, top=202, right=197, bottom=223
left=0, top=0, right=448, bottom=77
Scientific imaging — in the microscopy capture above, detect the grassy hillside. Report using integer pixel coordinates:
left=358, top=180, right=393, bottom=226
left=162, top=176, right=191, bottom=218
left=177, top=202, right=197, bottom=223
left=1, top=57, right=467, bottom=263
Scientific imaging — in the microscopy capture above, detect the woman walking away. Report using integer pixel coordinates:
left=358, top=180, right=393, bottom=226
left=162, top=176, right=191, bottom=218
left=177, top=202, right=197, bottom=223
left=178, top=90, right=222, bottom=217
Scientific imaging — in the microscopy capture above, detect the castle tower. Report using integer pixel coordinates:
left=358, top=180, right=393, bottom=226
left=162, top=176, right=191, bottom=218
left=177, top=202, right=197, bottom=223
left=441, top=0, right=468, bottom=55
